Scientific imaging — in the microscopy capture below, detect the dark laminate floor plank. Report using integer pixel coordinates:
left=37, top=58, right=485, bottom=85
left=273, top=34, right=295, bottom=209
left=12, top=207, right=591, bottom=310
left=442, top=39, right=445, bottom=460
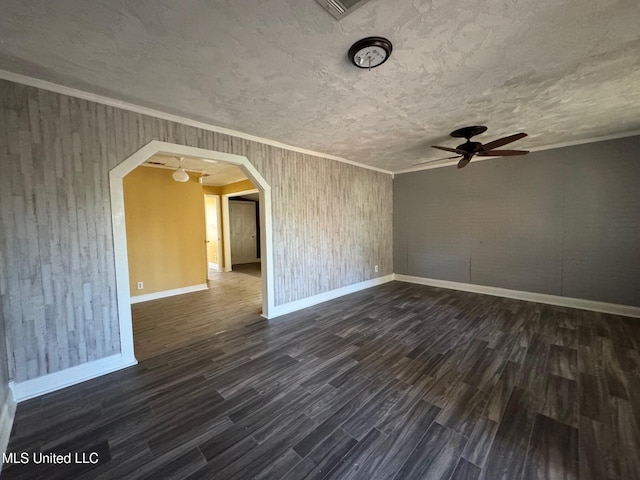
left=340, top=379, right=408, bottom=440
left=293, top=379, right=386, bottom=458
left=522, top=413, right=579, bottom=480
left=4, top=281, right=639, bottom=480
left=139, top=448, right=207, bottom=480
left=578, top=417, right=615, bottom=480
left=321, top=427, right=387, bottom=480
left=481, top=387, right=535, bottom=480
left=196, top=414, right=315, bottom=480
left=548, top=344, right=578, bottom=380
left=608, top=397, right=640, bottom=479
left=451, top=458, right=482, bottom=480
left=462, top=347, right=506, bottom=393
left=541, top=374, right=578, bottom=428
left=375, top=372, right=434, bottom=434
left=578, top=372, right=608, bottom=424
left=198, top=386, right=312, bottom=461
left=553, top=326, right=578, bottom=349
left=392, top=422, right=467, bottom=480
left=436, top=381, right=488, bottom=439
left=283, top=429, right=358, bottom=480
left=462, top=415, right=499, bottom=468
left=483, top=360, right=519, bottom=423
left=517, top=333, right=550, bottom=408
left=353, top=399, right=440, bottom=480
left=303, top=375, right=374, bottom=424
left=423, top=367, right=463, bottom=408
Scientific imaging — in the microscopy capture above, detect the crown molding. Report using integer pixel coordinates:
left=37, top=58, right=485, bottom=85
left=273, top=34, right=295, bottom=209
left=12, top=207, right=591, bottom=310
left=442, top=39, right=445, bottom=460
left=0, top=69, right=393, bottom=176
left=394, top=129, right=640, bottom=175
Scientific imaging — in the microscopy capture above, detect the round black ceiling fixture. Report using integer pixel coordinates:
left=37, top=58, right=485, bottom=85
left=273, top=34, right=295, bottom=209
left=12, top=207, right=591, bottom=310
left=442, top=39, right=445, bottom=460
left=348, top=37, right=393, bottom=69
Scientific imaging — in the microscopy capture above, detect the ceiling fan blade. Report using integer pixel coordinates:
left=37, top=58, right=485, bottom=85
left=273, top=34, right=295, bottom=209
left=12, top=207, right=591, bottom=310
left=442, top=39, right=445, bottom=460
left=477, top=149, right=530, bottom=156
left=480, top=132, right=527, bottom=152
left=413, top=155, right=461, bottom=166
left=457, top=156, right=472, bottom=169
left=432, top=145, right=465, bottom=154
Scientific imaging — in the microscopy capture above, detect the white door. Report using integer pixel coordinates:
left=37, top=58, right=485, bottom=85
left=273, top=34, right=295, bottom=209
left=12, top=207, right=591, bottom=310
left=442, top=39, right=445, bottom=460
left=229, top=201, right=258, bottom=265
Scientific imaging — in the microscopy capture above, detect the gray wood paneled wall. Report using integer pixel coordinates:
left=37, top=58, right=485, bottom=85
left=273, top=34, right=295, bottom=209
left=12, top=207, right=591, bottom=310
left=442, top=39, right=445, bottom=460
left=0, top=80, right=393, bottom=382
left=0, top=317, right=9, bottom=408
left=394, top=135, right=640, bottom=307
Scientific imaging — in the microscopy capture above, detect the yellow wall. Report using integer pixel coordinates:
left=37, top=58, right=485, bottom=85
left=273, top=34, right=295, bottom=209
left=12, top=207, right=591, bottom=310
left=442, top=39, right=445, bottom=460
left=222, top=179, right=255, bottom=195
left=124, top=166, right=207, bottom=296
left=202, top=185, right=222, bottom=196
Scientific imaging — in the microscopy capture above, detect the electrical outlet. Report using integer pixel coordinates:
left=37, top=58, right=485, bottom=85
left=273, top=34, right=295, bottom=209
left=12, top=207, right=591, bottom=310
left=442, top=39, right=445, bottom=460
left=374, top=265, right=379, bottom=273
left=137, top=282, right=144, bottom=290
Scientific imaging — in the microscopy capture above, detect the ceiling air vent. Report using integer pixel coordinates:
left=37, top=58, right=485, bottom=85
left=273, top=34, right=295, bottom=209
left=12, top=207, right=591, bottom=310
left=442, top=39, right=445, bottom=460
left=315, top=0, right=374, bottom=20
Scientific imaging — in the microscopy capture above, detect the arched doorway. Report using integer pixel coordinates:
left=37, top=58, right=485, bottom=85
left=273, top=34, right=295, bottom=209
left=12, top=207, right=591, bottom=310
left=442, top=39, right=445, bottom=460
left=109, top=141, right=274, bottom=364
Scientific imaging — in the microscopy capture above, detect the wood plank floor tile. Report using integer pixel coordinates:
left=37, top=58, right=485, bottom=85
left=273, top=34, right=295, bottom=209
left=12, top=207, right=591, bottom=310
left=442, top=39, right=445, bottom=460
left=548, top=344, right=578, bottom=380
left=462, top=415, right=499, bottom=468
left=340, top=379, right=407, bottom=440
left=522, top=413, right=578, bottom=480
left=321, top=427, right=387, bottom=480
left=353, top=399, right=440, bottom=480
left=393, top=422, right=467, bottom=480
left=578, top=416, right=615, bottom=480
left=3, top=281, right=640, bottom=480
left=283, top=428, right=357, bottom=480
left=541, top=374, right=578, bottom=428
left=481, top=387, right=535, bottom=480
left=436, top=381, right=488, bottom=438
left=451, top=458, right=482, bottom=480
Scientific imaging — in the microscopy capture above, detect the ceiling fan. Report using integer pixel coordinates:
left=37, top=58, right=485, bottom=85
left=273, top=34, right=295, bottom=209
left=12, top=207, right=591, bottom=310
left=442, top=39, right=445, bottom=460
left=415, top=126, right=529, bottom=169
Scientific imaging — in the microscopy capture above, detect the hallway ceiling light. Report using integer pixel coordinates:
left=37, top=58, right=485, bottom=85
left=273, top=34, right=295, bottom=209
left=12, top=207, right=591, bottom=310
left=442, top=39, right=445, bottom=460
left=172, top=157, right=190, bottom=182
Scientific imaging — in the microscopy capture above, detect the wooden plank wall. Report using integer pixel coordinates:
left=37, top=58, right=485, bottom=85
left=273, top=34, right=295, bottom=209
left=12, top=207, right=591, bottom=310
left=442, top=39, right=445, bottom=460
left=0, top=80, right=393, bottom=382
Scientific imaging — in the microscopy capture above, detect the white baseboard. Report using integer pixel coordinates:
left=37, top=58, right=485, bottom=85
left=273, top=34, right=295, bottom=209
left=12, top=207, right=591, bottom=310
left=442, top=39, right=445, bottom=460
left=0, top=390, right=16, bottom=459
left=267, top=274, right=394, bottom=319
left=9, top=353, right=137, bottom=402
left=130, top=283, right=208, bottom=304
left=394, top=274, right=640, bottom=318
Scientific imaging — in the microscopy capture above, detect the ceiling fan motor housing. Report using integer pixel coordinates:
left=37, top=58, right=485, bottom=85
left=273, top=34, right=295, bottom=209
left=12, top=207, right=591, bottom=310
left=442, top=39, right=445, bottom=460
left=457, top=141, right=483, bottom=153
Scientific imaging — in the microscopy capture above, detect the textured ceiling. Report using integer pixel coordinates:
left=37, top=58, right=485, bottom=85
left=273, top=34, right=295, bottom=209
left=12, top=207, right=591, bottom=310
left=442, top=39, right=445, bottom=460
left=146, top=154, right=248, bottom=187
left=1, top=0, right=639, bottom=172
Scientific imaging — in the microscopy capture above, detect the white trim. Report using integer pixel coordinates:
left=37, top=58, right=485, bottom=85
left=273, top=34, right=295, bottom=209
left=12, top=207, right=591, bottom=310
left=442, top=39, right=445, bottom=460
left=130, top=283, right=209, bottom=304
left=0, top=391, right=16, bottom=460
left=222, top=196, right=232, bottom=272
left=222, top=189, right=260, bottom=271
left=527, top=131, right=640, bottom=154
left=0, top=69, right=392, bottom=175
left=267, top=275, right=394, bottom=319
left=9, top=354, right=136, bottom=402
left=109, top=174, right=137, bottom=364
left=204, top=194, right=223, bottom=274
left=394, top=274, right=640, bottom=318
left=2, top=69, right=638, bottom=177
left=208, top=262, right=221, bottom=276
left=110, top=142, right=276, bottom=347
left=394, top=130, right=640, bottom=174
left=227, top=194, right=260, bottom=267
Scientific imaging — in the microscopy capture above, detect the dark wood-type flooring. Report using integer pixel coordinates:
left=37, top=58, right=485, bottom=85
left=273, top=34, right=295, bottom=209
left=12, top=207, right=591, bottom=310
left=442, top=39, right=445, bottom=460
left=4, top=281, right=640, bottom=479
left=132, top=270, right=262, bottom=360
left=230, top=262, right=261, bottom=278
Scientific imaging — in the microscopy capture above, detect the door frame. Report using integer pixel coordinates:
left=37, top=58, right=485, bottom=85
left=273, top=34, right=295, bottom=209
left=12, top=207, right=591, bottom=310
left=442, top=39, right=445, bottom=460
left=223, top=189, right=259, bottom=272
left=110, top=141, right=275, bottom=364
left=204, top=194, right=223, bottom=276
